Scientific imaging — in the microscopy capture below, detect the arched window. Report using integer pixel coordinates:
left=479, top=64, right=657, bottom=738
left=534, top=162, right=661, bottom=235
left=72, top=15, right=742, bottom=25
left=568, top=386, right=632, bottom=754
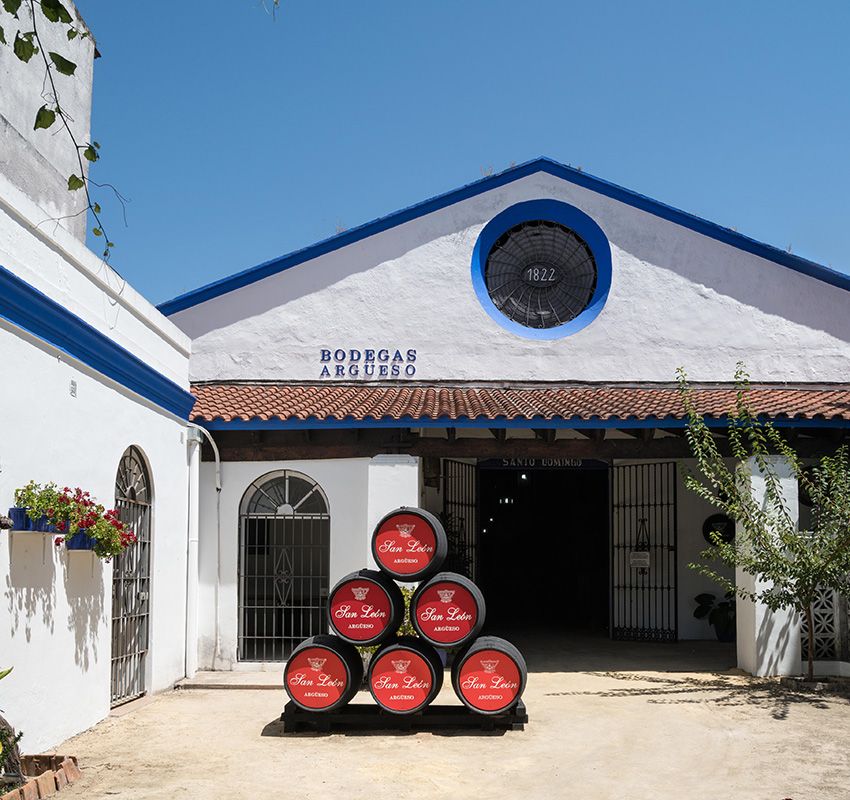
left=111, top=446, right=152, bottom=706
left=238, top=470, right=330, bottom=661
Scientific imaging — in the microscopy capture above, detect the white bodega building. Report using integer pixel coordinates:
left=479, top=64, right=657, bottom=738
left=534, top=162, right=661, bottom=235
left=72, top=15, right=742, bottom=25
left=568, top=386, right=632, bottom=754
left=1, top=1, right=849, bottom=752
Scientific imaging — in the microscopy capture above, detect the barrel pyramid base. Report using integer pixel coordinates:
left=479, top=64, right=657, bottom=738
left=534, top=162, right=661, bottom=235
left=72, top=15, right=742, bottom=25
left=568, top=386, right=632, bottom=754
left=281, top=699, right=528, bottom=733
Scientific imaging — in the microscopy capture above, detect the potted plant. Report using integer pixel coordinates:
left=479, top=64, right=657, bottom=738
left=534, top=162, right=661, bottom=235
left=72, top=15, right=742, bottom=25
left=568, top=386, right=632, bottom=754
left=694, top=592, right=736, bottom=642
left=11, top=483, right=136, bottom=559
left=9, top=481, right=59, bottom=532
left=50, top=487, right=137, bottom=560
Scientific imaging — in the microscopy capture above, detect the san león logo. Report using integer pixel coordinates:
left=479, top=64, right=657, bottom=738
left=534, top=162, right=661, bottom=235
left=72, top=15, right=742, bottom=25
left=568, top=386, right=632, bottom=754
left=351, top=586, right=370, bottom=601
left=395, top=523, right=416, bottom=538
left=391, top=659, right=411, bottom=674
left=307, top=657, right=327, bottom=672
left=481, top=659, right=500, bottom=674
left=437, top=589, right=456, bottom=604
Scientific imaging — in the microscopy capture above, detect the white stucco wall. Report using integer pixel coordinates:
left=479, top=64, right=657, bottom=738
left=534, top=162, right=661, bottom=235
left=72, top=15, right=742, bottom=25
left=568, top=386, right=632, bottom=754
left=0, top=172, right=191, bottom=385
left=172, top=171, right=850, bottom=385
left=736, top=456, right=802, bottom=677
left=0, top=329, right=193, bottom=751
left=0, top=1, right=95, bottom=242
left=197, top=458, right=370, bottom=670
left=676, top=459, right=736, bottom=640
left=0, top=156, right=195, bottom=749
left=197, top=455, right=421, bottom=669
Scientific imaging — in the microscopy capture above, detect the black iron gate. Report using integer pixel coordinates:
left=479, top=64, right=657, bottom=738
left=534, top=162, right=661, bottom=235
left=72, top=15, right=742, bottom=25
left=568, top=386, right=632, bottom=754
left=610, top=462, right=678, bottom=641
left=111, top=446, right=152, bottom=706
left=442, top=459, right=478, bottom=582
left=238, top=470, right=330, bottom=661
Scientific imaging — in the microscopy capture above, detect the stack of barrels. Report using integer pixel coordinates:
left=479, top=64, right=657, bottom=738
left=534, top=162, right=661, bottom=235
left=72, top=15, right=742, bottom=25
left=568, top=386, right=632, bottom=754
left=284, top=506, right=527, bottom=718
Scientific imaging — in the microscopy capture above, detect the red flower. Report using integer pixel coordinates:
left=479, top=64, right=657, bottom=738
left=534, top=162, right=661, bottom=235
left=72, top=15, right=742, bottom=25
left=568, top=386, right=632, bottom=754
left=54, top=537, right=63, bottom=547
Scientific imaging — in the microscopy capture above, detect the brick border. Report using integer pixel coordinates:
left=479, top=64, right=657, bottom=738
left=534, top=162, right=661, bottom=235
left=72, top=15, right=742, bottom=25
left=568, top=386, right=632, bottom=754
left=0, top=756, right=80, bottom=800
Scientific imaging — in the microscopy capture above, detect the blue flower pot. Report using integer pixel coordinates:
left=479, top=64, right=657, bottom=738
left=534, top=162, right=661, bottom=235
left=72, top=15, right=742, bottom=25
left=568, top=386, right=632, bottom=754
left=8, top=507, right=29, bottom=530
left=65, top=531, right=96, bottom=551
left=33, top=515, right=56, bottom=533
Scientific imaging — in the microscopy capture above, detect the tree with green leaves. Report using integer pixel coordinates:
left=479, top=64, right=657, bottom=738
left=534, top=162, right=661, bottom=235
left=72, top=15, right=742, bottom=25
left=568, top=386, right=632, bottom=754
left=678, top=363, right=850, bottom=681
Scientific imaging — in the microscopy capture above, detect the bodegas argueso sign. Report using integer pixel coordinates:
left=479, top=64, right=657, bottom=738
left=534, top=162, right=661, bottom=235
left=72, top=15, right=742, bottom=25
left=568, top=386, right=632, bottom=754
left=319, top=347, right=417, bottom=379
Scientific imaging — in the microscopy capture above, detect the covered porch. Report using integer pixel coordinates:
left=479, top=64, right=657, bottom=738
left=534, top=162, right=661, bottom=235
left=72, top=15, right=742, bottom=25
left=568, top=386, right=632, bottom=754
left=191, top=382, right=850, bottom=676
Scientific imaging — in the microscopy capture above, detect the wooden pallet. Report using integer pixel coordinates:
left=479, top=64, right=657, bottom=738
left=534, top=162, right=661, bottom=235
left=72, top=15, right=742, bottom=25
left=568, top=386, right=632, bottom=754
left=281, top=700, right=528, bottom=733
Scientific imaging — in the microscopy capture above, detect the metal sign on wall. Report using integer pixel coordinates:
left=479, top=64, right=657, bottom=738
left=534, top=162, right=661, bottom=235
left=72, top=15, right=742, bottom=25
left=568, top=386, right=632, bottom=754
left=478, top=458, right=609, bottom=470
left=319, top=348, right=418, bottom=379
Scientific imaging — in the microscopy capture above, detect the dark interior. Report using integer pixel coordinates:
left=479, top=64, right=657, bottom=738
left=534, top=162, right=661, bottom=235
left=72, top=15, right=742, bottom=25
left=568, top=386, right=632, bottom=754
left=478, top=466, right=609, bottom=634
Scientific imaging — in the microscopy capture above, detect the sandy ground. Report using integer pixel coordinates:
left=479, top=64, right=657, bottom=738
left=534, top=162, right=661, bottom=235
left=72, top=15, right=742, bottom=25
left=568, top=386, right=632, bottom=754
left=55, top=640, right=850, bottom=800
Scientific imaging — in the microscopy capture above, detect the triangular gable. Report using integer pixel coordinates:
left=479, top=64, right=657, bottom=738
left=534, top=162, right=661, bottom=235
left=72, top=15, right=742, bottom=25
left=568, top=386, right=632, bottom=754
left=158, top=156, right=850, bottom=316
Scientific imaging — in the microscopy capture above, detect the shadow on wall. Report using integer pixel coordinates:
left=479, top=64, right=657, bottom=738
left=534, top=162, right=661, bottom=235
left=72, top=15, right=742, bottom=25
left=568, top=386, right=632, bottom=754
left=178, top=209, right=482, bottom=338
left=60, top=552, right=106, bottom=672
left=756, top=606, right=799, bottom=677
left=606, top=207, right=850, bottom=344
left=5, top=531, right=57, bottom=641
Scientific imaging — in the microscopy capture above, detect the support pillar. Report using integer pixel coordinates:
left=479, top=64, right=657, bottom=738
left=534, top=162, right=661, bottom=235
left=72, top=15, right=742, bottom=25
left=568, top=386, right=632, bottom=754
left=736, top=456, right=802, bottom=677
left=366, top=455, right=421, bottom=568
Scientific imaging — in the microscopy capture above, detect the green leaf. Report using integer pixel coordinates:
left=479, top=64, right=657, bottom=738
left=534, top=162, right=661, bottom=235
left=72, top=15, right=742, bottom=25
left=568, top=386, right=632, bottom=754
left=1, top=0, right=22, bottom=15
left=92, top=202, right=101, bottom=214
left=40, top=0, right=72, bottom=24
left=0, top=26, right=5, bottom=45
left=13, top=31, right=37, bottom=63
left=106, top=241, right=115, bottom=249
left=92, top=141, right=101, bottom=149
left=49, top=51, right=76, bottom=75
left=67, top=28, right=77, bottom=40
left=67, top=174, right=84, bottom=191
left=0, top=667, right=12, bottom=681
left=83, top=145, right=98, bottom=162
left=34, top=105, right=56, bottom=130
left=92, top=227, right=102, bottom=237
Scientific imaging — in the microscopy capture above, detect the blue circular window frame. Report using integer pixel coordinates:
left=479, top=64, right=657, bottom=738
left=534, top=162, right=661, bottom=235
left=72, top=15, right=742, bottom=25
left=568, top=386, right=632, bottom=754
left=471, top=199, right=612, bottom=340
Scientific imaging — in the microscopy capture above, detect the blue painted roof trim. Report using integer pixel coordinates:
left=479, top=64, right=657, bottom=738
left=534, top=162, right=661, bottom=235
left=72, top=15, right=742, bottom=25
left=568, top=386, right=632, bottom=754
left=199, top=416, right=849, bottom=431
left=0, top=263, right=196, bottom=419
left=158, top=155, right=850, bottom=315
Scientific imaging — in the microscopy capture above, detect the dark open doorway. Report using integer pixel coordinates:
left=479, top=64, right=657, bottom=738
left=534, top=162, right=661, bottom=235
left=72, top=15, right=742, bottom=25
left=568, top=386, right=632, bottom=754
left=478, top=464, right=609, bottom=635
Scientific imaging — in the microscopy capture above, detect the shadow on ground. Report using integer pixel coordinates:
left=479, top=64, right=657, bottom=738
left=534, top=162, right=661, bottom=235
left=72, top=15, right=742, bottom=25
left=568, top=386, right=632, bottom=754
left=544, top=670, right=848, bottom=721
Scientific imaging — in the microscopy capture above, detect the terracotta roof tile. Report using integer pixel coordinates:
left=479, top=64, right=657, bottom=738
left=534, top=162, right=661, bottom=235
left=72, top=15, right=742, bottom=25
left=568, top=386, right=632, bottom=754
left=188, top=384, right=850, bottom=424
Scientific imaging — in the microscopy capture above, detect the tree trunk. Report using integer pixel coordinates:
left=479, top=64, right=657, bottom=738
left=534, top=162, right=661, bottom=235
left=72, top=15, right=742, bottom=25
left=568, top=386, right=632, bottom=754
left=805, top=603, right=815, bottom=681
left=0, top=712, right=22, bottom=781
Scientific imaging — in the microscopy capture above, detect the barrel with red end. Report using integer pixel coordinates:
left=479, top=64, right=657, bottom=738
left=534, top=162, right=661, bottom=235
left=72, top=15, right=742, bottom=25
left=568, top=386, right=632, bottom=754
left=367, top=636, right=444, bottom=714
left=284, top=634, right=363, bottom=712
left=411, top=571, right=485, bottom=648
left=371, top=506, right=448, bottom=582
left=328, top=569, right=405, bottom=646
left=451, top=636, right=527, bottom=715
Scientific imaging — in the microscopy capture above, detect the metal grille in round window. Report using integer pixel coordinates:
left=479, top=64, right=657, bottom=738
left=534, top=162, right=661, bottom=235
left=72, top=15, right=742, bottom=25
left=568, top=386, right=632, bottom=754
left=484, top=220, right=598, bottom=329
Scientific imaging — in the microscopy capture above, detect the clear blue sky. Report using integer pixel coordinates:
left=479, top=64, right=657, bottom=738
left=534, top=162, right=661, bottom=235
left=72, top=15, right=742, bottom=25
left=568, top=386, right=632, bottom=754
left=76, top=0, right=850, bottom=304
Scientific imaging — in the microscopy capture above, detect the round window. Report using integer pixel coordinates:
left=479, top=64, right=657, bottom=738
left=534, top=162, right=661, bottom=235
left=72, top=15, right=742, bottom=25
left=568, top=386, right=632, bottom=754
left=484, top=220, right=597, bottom=330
